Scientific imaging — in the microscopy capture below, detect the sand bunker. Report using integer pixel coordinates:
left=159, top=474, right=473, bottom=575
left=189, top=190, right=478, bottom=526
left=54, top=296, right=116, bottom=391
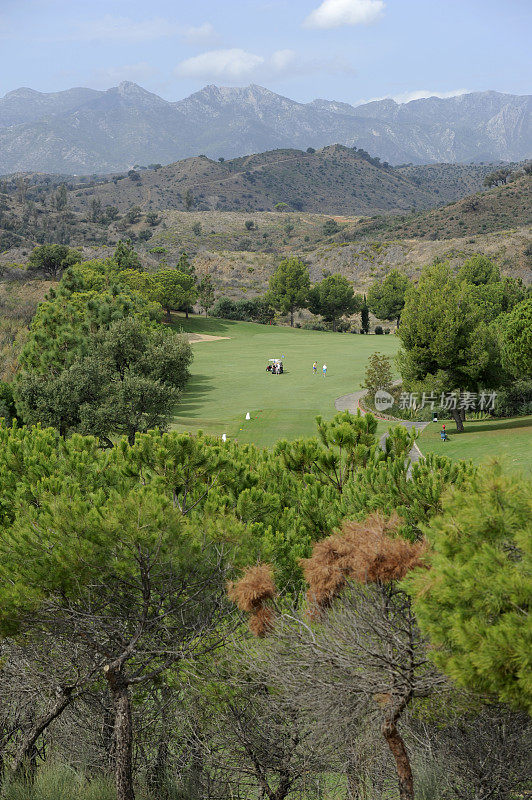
left=187, top=333, right=231, bottom=343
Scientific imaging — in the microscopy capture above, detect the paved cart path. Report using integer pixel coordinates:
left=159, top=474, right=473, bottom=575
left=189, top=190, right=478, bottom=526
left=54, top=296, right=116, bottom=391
left=334, top=391, right=430, bottom=465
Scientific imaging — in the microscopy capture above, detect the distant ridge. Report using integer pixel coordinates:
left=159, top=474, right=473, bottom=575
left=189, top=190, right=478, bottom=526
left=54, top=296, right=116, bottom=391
left=66, top=144, right=501, bottom=216
left=0, top=82, right=530, bottom=174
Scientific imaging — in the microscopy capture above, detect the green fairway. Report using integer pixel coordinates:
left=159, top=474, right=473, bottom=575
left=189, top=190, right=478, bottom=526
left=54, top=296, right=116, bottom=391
left=419, top=416, right=532, bottom=475
left=170, top=314, right=399, bottom=448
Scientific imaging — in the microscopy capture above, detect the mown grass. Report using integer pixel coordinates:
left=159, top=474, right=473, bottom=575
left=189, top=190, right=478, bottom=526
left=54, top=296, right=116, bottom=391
left=418, top=415, right=532, bottom=475
left=169, top=314, right=399, bottom=448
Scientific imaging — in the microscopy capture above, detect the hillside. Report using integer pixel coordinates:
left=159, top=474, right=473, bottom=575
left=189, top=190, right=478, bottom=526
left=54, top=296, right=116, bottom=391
left=351, top=173, right=532, bottom=240
left=395, top=162, right=498, bottom=200
left=0, top=82, right=529, bottom=174
left=149, top=217, right=531, bottom=297
left=1, top=156, right=530, bottom=304
left=66, top=146, right=493, bottom=216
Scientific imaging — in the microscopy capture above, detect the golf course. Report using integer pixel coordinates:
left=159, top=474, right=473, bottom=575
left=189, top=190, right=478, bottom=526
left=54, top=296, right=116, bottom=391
left=170, top=313, right=399, bottom=448
left=170, top=314, right=532, bottom=475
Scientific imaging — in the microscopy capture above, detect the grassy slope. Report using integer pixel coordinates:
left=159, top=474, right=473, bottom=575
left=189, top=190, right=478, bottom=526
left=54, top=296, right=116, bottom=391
left=170, top=314, right=398, bottom=448
left=419, top=416, right=532, bottom=475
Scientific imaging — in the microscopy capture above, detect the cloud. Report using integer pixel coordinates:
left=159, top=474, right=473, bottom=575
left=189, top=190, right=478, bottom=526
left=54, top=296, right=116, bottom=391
left=357, top=88, right=470, bottom=105
left=74, top=15, right=219, bottom=44
left=176, top=48, right=353, bottom=82
left=176, top=49, right=265, bottom=80
left=304, top=0, right=385, bottom=29
left=90, top=62, right=157, bottom=87
left=270, top=49, right=297, bottom=71
left=392, top=88, right=470, bottom=103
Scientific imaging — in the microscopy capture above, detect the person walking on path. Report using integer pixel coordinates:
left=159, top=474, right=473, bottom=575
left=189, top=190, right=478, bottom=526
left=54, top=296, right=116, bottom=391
left=313, top=361, right=317, bottom=375
left=322, top=363, right=327, bottom=377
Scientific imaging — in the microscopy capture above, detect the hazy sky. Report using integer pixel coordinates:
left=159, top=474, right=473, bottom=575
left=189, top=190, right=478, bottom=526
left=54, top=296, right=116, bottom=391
left=0, top=0, right=530, bottom=104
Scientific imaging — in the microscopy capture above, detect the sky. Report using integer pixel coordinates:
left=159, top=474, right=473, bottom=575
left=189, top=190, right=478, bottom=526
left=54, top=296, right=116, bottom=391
left=0, top=0, right=530, bottom=105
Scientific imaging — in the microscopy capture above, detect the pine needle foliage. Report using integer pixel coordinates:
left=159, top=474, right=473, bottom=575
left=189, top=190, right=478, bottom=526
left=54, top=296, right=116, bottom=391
left=301, top=513, right=426, bottom=609
left=406, top=463, right=532, bottom=713
left=228, top=564, right=276, bottom=636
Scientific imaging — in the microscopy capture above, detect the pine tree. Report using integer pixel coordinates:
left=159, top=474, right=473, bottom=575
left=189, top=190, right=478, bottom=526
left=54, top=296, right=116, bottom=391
left=112, top=240, right=141, bottom=270
left=267, top=257, right=310, bottom=326
left=153, top=269, right=197, bottom=320
left=406, top=464, right=532, bottom=713
left=367, top=269, right=410, bottom=326
left=0, top=480, right=235, bottom=800
left=308, top=274, right=361, bottom=332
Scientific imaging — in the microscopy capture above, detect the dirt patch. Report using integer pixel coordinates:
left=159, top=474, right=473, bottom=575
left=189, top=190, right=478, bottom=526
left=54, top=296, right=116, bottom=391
left=187, top=333, right=231, bottom=343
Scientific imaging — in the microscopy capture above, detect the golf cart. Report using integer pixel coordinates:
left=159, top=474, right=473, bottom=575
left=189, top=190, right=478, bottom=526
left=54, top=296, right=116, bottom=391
left=266, top=358, right=284, bottom=375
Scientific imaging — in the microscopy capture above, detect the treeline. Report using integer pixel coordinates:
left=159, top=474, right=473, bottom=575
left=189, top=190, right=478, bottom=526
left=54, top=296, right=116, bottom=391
left=0, top=415, right=529, bottom=800
left=357, top=254, right=531, bottom=428
left=395, top=254, right=531, bottom=428
left=212, top=256, right=384, bottom=332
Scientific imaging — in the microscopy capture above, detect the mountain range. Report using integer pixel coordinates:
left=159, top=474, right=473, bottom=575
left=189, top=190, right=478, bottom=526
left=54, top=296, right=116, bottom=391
left=0, top=82, right=530, bottom=175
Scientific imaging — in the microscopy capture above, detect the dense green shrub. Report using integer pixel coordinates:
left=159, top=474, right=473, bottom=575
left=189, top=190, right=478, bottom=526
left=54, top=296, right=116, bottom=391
left=0, top=381, right=19, bottom=424
left=27, top=244, right=82, bottom=279
left=492, top=378, right=532, bottom=417
left=301, top=321, right=328, bottom=331
left=211, top=296, right=274, bottom=324
left=335, top=320, right=352, bottom=333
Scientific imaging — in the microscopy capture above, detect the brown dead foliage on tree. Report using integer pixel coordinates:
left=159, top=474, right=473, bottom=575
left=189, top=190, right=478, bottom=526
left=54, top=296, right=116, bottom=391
left=227, top=564, right=276, bottom=637
left=300, top=512, right=427, bottom=609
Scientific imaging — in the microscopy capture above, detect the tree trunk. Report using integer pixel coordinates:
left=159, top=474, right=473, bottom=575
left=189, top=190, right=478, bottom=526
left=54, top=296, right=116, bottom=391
left=332, top=318, right=337, bottom=332
left=290, top=307, right=294, bottom=327
left=272, top=771, right=291, bottom=800
left=450, top=407, right=464, bottom=432
left=12, top=687, right=74, bottom=780
left=105, top=666, right=135, bottom=800
left=381, top=715, right=414, bottom=800
left=146, top=691, right=171, bottom=797
left=185, top=307, right=189, bottom=319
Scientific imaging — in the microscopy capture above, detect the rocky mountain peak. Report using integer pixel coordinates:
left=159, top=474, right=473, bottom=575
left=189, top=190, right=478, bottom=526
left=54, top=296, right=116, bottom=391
left=0, top=83, right=529, bottom=173
left=3, top=87, right=43, bottom=100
